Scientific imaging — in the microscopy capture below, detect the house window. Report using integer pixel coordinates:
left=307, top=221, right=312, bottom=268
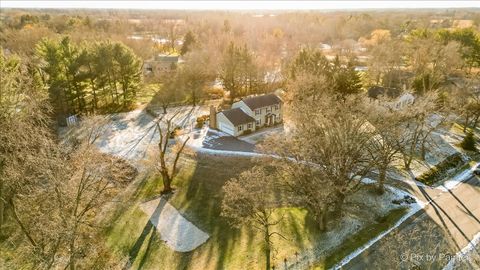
left=238, top=125, right=243, bottom=131
left=255, top=109, right=261, bottom=115
left=266, top=107, right=271, bottom=113
left=274, top=104, right=279, bottom=110
left=247, top=123, right=252, bottom=129
left=256, top=120, right=261, bottom=126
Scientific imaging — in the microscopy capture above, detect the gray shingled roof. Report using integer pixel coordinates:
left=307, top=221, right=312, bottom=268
left=220, top=108, right=255, bottom=126
left=154, top=54, right=179, bottom=62
left=241, top=93, right=282, bottom=110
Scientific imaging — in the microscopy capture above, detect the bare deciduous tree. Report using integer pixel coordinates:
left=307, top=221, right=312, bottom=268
left=59, top=130, right=136, bottom=270
left=155, top=113, right=190, bottom=194
left=451, top=80, right=480, bottom=133
left=364, top=101, right=405, bottom=193
left=222, top=166, right=285, bottom=270
left=263, top=92, right=376, bottom=231
left=150, top=73, right=185, bottom=114
left=397, top=93, right=440, bottom=169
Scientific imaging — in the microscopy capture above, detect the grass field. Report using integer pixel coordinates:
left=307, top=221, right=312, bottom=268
left=136, top=83, right=162, bottom=105
left=104, top=154, right=320, bottom=269
left=104, top=153, right=412, bottom=270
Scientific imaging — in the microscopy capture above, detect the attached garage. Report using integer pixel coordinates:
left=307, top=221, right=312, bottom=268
left=216, top=108, right=256, bottom=137
left=219, top=122, right=235, bottom=136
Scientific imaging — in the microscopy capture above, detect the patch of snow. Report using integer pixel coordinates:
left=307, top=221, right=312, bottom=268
left=94, top=109, right=158, bottom=163
left=437, top=162, right=478, bottom=192
left=290, top=180, right=426, bottom=270
left=385, top=171, right=431, bottom=189
left=139, top=197, right=210, bottom=252
left=361, top=178, right=427, bottom=208
left=90, top=106, right=211, bottom=166
left=332, top=202, right=423, bottom=270
left=331, top=181, right=426, bottom=270
left=191, top=145, right=263, bottom=157
left=290, top=217, right=364, bottom=270
left=333, top=163, right=478, bottom=270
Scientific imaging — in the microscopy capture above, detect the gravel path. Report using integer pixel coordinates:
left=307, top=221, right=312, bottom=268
left=139, top=197, right=210, bottom=252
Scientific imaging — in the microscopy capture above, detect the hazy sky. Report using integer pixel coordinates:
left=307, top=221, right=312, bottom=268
left=2, top=1, right=479, bottom=10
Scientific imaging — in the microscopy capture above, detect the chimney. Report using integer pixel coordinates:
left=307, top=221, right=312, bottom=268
left=209, top=106, right=217, bottom=129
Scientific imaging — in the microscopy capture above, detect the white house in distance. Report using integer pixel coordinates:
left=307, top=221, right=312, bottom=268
left=210, top=93, right=283, bottom=136
left=144, top=54, right=181, bottom=75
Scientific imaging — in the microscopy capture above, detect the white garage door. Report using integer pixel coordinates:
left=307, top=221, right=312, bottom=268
left=219, top=123, right=235, bottom=136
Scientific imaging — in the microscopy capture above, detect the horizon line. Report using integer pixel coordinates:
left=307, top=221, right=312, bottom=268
left=2, top=1, right=480, bottom=11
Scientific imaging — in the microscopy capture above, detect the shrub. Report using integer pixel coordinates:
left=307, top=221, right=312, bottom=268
left=196, top=115, right=209, bottom=128
left=416, top=153, right=464, bottom=185
left=169, top=126, right=181, bottom=138
left=460, top=132, right=477, bottom=151
left=205, top=87, right=224, bottom=99
left=242, top=129, right=252, bottom=135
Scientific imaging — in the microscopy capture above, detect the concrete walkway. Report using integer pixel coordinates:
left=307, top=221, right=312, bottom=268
left=139, top=197, right=210, bottom=252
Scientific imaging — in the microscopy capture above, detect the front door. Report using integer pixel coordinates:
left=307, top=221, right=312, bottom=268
left=265, top=114, right=274, bottom=126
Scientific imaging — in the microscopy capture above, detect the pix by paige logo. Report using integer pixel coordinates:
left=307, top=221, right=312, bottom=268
left=400, top=252, right=455, bottom=262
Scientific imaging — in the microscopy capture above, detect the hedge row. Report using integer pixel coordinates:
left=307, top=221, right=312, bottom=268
left=416, top=153, right=464, bottom=185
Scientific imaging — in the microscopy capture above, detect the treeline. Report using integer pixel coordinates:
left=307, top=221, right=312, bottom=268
left=220, top=41, right=267, bottom=103
left=1, top=49, right=137, bottom=269
left=365, top=27, right=480, bottom=95
left=436, top=28, right=480, bottom=69
left=36, top=36, right=142, bottom=122
left=289, top=49, right=362, bottom=96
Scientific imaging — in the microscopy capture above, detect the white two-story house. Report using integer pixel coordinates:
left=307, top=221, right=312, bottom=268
left=211, top=93, right=283, bottom=136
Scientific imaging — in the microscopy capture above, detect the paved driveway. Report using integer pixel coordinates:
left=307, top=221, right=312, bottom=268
left=201, top=129, right=256, bottom=152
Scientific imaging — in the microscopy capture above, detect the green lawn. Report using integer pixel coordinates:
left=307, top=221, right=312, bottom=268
left=136, top=83, right=162, bottom=105
left=104, top=154, right=412, bottom=270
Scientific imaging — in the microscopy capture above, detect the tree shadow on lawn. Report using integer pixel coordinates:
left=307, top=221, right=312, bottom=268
left=125, top=197, right=167, bottom=269
left=102, top=172, right=152, bottom=243
left=170, top=153, right=258, bottom=270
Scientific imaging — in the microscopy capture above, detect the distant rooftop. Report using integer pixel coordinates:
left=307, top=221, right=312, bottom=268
left=154, top=54, right=179, bottom=62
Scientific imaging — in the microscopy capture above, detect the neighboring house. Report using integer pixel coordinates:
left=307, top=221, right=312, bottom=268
left=211, top=93, right=283, bottom=136
left=144, top=54, right=180, bottom=75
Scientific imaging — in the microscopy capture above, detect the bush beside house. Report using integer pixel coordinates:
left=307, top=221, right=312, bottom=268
left=460, top=132, right=477, bottom=151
